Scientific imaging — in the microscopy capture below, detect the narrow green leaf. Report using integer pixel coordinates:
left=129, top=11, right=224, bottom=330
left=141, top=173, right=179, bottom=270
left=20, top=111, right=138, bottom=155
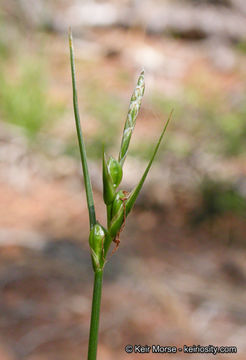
left=118, top=70, right=145, bottom=166
left=125, top=110, right=173, bottom=216
left=69, top=28, right=96, bottom=229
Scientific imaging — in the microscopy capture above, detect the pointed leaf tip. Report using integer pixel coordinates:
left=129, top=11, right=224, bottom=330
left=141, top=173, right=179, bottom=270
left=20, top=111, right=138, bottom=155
left=69, top=29, right=96, bottom=228
left=125, top=109, right=173, bottom=216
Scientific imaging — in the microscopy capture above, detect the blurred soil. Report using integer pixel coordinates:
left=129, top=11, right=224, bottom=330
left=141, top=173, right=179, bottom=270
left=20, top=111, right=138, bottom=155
left=1, top=175, right=246, bottom=360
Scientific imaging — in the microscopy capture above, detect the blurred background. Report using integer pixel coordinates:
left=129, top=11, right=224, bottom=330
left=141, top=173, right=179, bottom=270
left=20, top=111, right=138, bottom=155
left=1, top=0, right=246, bottom=359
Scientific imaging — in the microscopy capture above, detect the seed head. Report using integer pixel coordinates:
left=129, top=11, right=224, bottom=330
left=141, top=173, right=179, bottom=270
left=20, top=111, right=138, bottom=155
left=118, top=70, right=145, bottom=166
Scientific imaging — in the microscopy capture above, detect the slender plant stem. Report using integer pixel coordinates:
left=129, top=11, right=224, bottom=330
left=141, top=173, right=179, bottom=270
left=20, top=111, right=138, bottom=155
left=88, top=270, right=103, bottom=360
left=69, top=29, right=96, bottom=229
left=106, top=204, right=112, bottom=228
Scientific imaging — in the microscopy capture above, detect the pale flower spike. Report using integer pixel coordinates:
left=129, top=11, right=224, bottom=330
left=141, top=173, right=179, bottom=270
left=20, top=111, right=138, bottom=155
left=118, top=70, right=145, bottom=166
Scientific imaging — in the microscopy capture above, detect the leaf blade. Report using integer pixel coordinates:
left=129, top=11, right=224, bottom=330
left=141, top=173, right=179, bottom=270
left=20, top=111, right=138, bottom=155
left=125, top=110, right=173, bottom=216
left=69, top=28, right=96, bottom=229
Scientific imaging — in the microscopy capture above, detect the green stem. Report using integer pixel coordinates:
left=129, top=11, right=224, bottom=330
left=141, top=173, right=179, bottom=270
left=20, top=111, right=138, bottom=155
left=106, top=204, right=112, bottom=228
left=88, top=270, right=103, bottom=360
left=69, top=29, right=96, bottom=229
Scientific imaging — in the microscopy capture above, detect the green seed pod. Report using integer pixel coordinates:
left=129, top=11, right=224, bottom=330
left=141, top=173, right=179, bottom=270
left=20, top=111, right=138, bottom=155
left=109, top=190, right=129, bottom=238
left=103, top=152, right=123, bottom=205
left=111, top=190, right=126, bottom=218
left=109, top=211, right=124, bottom=239
left=89, top=222, right=106, bottom=270
left=103, top=152, right=115, bottom=205
left=107, top=157, right=123, bottom=188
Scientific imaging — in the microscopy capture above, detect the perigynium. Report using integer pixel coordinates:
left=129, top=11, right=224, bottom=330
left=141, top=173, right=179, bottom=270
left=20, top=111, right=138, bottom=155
left=69, top=28, right=172, bottom=360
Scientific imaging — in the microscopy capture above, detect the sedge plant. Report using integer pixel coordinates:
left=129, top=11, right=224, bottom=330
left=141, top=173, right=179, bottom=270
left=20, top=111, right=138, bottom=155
left=69, top=29, right=172, bottom=360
